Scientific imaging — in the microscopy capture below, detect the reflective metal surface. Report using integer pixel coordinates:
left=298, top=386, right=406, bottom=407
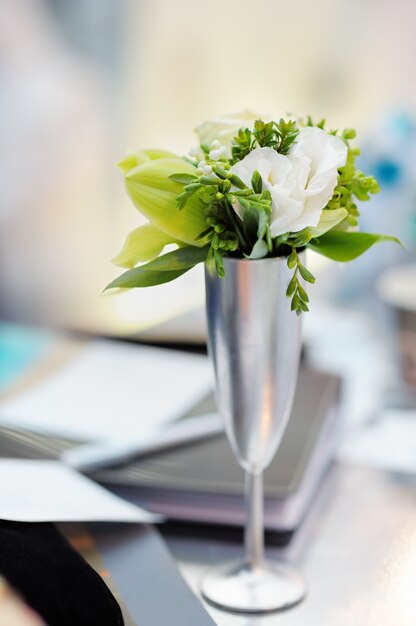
left=201, top=558, right=305, bottom=615
left=167, top=464, right=416, bottom=626
left=202, top=257, right=305, bottom=612
left=204, top=257, right=302, bottom=474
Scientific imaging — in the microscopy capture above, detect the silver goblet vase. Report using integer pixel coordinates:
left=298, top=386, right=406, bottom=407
left=201, top=256, right=306, bottom=613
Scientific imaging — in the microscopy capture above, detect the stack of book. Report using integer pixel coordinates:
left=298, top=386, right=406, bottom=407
left=94, top=367, right=340, bottom=541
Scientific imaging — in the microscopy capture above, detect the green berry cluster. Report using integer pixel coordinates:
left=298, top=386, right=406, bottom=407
left=286, top=248, right=316, bottom=315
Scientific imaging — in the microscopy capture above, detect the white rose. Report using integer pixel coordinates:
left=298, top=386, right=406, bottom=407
left=229, top=126, right=348, bottom=236
left=195, top=110, right=262, bottom=152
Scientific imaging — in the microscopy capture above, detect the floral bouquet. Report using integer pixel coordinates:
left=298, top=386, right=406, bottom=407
left=107, top=111, right=399, bottom=313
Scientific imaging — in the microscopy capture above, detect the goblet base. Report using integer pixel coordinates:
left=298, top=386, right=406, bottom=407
left=200, top=558, right=306, bottom=614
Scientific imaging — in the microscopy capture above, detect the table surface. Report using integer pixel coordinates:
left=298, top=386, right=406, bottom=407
left=165, top=462, right=416, bottom=626
left=2, top=320, right=416, bottom=624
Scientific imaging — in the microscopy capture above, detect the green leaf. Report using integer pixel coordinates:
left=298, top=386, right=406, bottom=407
left=105, top=267, right=191, bottom=290
left=243, top=207, right=259, bottom=242
left=251, top=170, right=262, bottom=194
left=214, top=250, right=225, bottom=278
left=308, top=231, right=402, bottom=262
left=112, top=224, right=178, bottom=268
left=169, top=173, right=198, bottom=184
left=246, top=239, right=268, bottom=259
left=257, top=210, right=269, bottom=240
left=140, top=245, right=210, bottom=271
left=105, top=245, right=209, bottom=290
left=106, top=244, right=210, bottom=291
left=298, top=264, right=316, bottom=283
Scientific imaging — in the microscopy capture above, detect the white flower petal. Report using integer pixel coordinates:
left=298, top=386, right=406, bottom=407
left=209, top=149, right=222, bottom=161
left=229, top=127, right=347, bottom=236
left=230, top=147, right=289, bottom=189
left=291, top=126, right=347, bottom=177
left=269, top=190, right=304, bottom=236
left=195, top=110, right=263, bottom=155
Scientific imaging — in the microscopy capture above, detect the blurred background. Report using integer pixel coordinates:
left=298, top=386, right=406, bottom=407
left=1, top=0, right=416, bottom=337
left=2, top=5, right=416, bottom=619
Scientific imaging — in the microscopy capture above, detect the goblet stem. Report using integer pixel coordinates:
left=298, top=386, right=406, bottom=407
left=244, top=470, right=264, bottom=570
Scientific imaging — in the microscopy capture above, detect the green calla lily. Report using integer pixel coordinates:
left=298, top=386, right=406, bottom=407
left=112, top=223, right=180, bottom=268
left=307, top=208, right=348, bottom=238
left=117, top=149, right=178, bottom=174
left=124, top=156, right=208, bottom=245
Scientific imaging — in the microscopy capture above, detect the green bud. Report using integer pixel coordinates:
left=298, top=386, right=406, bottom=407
left=184, top=182, right=202, bottom=193
left=291, top=293, right=300, bottom=312
left=176, top=192, right=188, bottom=209
left=213, top=165, right=228, bottom=179
left=342, top=128, right=357, bottom=140
left=287, top=252, right=297, bottom=269
left=199, top=176, right=219, bottom=185
left=286, top=272, right=298, bottom=297
left=293, top=233, right=311, bottom=247
left=347, top=215, right=358, bottom=226
left=233, top=189, right=253, bottom=197
left=227, top=172, right=247, bottom=189
left=221, top=179, right=231, bottom=193
left=212, top=234, right=220, bottom=250
left=214, top=250, right=225, bottom=278
left=298, top=264, right=316, bottom=284
left=297, top=284, right=309, bottom=302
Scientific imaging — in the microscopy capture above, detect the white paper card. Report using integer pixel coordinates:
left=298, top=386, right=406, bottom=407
left=0, top=459, right=160, bottom=522
left=337, top=410, right=416, bottom=474
left=0, top=339, right=212, bottom=441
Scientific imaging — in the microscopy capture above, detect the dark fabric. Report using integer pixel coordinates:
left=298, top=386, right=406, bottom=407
left=0, top=520, right=124, bottom=626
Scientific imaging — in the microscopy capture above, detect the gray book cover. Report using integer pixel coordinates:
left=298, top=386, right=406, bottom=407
left=97, top=367, right=341, bottom=533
